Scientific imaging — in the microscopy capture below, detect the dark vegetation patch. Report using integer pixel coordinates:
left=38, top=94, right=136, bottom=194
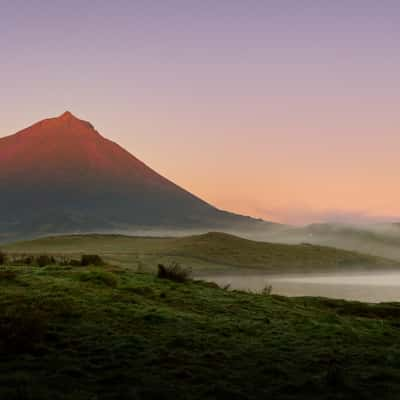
left=157, top=262, right=191, bottom=283
left=0, top=269, right=18, bottom=281
left=80, top=254, right=105, bottom=266
left=0, top=252, right=105, bottom=268
left=68, top=258, right=82, bottom=266
left=36, top=254, right=55, bottom=267
left=0, top=304, right=48, bottom=354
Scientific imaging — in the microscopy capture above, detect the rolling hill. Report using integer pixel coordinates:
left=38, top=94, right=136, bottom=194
left=4, top=232, right=399, bottom=273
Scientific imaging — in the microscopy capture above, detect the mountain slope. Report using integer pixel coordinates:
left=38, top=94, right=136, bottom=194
left=0, top=112, right=270, bottom=240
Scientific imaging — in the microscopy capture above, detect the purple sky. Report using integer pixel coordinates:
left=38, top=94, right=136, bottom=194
left=1, top=1, right=400, bottom=224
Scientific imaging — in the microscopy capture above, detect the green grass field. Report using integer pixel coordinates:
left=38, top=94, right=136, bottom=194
left=4, top=232, right=399, bottom=273
left=1, top=264, right=400, bottom=399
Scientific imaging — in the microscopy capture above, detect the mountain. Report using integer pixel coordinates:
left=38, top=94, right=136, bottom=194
left=0, top=111, right=271, bottom=241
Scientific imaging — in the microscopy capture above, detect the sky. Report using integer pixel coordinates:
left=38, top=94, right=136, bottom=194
left=1, top=0, right=400, bottom=225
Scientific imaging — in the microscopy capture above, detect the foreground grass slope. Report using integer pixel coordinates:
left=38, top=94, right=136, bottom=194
left=5, top=232, right=399, bottom=273
left=2, top=264, right=400, bottom=399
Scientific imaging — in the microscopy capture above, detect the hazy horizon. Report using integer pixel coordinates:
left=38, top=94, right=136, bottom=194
left=2, top=1, right=400, bottom=224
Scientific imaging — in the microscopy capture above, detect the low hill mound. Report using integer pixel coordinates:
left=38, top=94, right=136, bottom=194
left=5, top=232, right=399, bottom=273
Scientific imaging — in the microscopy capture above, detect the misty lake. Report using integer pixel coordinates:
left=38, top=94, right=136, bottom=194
left=199, top=271, right=400, bottom=303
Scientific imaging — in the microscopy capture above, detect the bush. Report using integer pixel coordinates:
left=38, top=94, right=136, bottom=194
left=157, top=263, right=191, bottom=283
left=0, top=251, right=6, bottom=265
left=1, top=254, right=35, bottom=266
left=35, top=255, right=54, bottom=267
left=22, top=255, right=34, bottom=265
left=80, top=254, right=104, bottom=266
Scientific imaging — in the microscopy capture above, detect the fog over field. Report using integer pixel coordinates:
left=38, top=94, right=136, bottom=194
left=114, top=221, right=400, bottom=262
left=258, top=223, right=400, bottom=261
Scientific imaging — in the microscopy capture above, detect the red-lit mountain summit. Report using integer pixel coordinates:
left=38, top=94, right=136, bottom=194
left=0, top=112, right=265, bottom=239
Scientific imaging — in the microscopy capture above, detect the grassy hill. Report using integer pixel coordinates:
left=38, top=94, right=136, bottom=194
left=1, top=264, right=400, bottom=399
left=4, top=232, right=399, bottom=273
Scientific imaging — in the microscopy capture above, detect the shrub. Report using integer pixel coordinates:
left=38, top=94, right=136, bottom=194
left=35, top=255, right=54, bottom=267
left=10, top=255, right=34, bottom=266
left=22, top=255, right=34, bottom=265
left=0, top=251, right=6, bottom=265
left=157, top=263, right=191, bottom=283
left=80, top=254, right=104, bottom=266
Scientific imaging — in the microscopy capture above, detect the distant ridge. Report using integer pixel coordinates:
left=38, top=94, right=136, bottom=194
left=0, top=112, right=273, bottom=241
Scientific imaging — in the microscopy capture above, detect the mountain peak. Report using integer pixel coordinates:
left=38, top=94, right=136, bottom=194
left=51, top=111, right=96, bottom=132
left=58, top=111, right=80, bottom=121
